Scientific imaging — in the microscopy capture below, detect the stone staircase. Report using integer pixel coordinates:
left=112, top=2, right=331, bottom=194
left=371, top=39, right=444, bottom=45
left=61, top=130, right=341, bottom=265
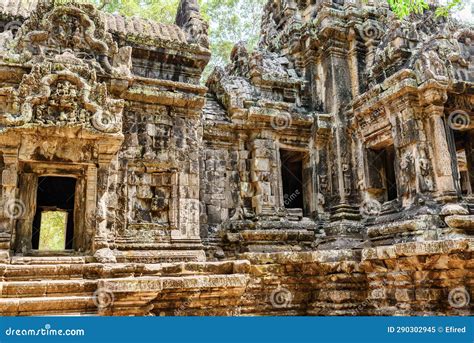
left=0, top=256, right=251, bottom=316
left=0, top=257, right=99, bottom=316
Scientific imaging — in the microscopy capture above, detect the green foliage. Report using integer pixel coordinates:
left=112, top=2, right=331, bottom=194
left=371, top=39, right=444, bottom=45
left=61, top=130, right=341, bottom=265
left=200, top=0, right=266, bottom=70
left=90, top=0, right=464, bottom=76
left=92, top=0, right=265, bottom=79
left=434, top=0, right=465, bottom=17
left=38, top=211, right=68, bottom=251
left=387, top=0, right=429, bottom=18
left=387, top=0, right=466, bottom=18
left=99, top=0, right=178, bottom=22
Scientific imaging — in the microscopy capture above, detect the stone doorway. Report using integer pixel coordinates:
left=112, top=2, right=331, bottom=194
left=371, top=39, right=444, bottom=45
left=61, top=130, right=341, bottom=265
left=280, top=149, right=305, bottom=211
left=13, top=163, right=93, bottom=255
left=31, top=176, right=76, bottom=251
left=381, top=146, right=398, bottom=202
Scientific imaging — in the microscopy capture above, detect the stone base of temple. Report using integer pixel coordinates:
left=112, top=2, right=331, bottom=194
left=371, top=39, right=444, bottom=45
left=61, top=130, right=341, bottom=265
left=220, top=218, right=317, bottom=255
left=115, top=249, right=207, bottom=263
left=1, top=239, right=471, bottom=316
left=316, top=220, right=367, bottom=250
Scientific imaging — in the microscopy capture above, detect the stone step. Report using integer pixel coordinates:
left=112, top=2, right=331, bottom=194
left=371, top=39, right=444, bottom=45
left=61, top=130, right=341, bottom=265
left=467, top=203, right=474, bottom=215
left=239, top=229, right=314, bottom=242
left=1, top=263, right=90, bottom=281
left=287, top=208, right=303, bottom=217
left=1, top=279, right=96, bottom=298
left=0, top=296, right=97, bottom=316
left=10, top=256, right=89, bottom=265
left=2, top=260, right=250, bottom=282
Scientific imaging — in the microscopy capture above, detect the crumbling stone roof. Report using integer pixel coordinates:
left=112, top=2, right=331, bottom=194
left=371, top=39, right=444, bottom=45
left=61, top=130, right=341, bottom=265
left=0, top=0, right=189, bottom=45
left=104, top=14, right=188, bottom=44
left=368, top=8, right=473, bottom=87
left=205, top=41, right=306, bottom=120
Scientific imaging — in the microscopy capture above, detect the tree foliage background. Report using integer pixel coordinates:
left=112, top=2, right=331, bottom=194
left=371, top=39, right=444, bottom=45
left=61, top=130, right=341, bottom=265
left=96, top=0, right=266, bottom=79
left=91, top=0, right=468, bottom=79
left=38, top=211, right=68, bottom=251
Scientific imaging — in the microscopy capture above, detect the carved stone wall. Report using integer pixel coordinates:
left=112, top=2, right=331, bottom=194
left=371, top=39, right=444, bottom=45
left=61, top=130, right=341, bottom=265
left=0, top=0, right=472, bottom=317
left=0, top=0, right=210, bottom=264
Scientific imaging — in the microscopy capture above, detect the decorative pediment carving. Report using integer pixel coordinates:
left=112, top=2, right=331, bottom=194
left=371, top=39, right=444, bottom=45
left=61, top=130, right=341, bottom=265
left=369, top=9, right=472, bottom=86
left=0, top=60, right=123, bottom=134
left=1, top=1, right=131, bottom=76
left=414, top=49, right=448, bottom=84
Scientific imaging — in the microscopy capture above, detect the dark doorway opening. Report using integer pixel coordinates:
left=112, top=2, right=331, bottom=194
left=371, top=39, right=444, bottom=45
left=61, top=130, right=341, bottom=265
left=280, top=149, right=304, bottom=210
left=450, top=129, right=474, bottom=196
left=32, top=176, right=76, bottom=250
left=368, top=145, right=398, bottom=202
left=383, top=146, right=398, bottom=201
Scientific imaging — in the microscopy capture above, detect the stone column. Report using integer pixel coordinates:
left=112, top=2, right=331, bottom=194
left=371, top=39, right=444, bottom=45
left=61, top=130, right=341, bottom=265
left=425, top=104, right=457, bottom=200
left=384, top=96, right=421, bottom=206
left=250, top=136, right=277, bottom=216
left=321, top=45, right=358, bottom=218
left=311, top=114, right=332, bottom=221
left=0, top=149, right=19, bottom=262
left=93, top=150, right=117, bottom=263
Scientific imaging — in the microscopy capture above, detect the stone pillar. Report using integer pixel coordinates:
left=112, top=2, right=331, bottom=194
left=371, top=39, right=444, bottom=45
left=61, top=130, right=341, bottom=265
left=14, top=173, right=37, bottom=254
left=93, top=150, right=117, bottom=263
left=312, top=34, right=364, bottom=248
left=424, top=104, right=457, bottom=200
left=321, top=45, right=358, bottom=218
left=0, top=149, right=18, bottom=262
left=311, top=114, right=332, bottom=221
left=250, top=137, right=277, bottom=216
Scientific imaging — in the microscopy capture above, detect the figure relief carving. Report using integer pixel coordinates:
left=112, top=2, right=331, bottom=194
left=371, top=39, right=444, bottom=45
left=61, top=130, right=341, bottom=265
left=415, top=50, right=448, bottom=83
left=0, top=63, right=123, bottom=133
left=0, top=1, right=131, bottom=76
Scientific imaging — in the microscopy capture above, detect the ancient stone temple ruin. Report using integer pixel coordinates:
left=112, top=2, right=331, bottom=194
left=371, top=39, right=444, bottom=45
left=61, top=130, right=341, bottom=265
left=0, top=0, right=472, bottom=316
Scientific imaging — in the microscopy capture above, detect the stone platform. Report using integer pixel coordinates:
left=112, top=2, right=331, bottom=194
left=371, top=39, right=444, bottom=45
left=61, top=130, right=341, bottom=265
left=1, top=239, right=472, bottom=316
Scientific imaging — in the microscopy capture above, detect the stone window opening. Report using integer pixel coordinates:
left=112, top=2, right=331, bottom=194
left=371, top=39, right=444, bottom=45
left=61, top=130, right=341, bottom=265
left=31, top=176, right=76, bottom=251
left=280, top=149, right=305, bottom=211
left=366, top=144, right=398, bottom=203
